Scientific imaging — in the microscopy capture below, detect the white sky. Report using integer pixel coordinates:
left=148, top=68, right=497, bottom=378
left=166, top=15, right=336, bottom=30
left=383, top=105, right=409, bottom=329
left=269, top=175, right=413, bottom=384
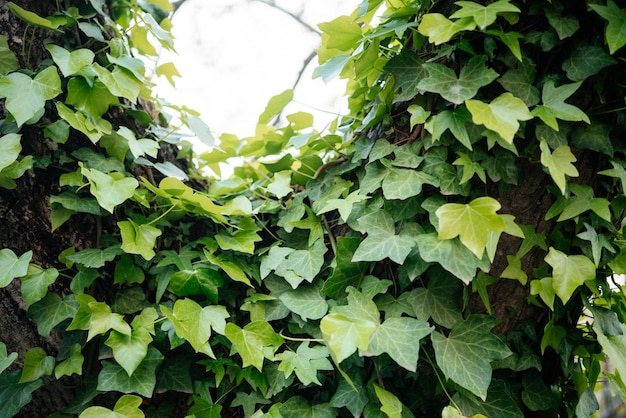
left=155, top=0, right=355, bottom=142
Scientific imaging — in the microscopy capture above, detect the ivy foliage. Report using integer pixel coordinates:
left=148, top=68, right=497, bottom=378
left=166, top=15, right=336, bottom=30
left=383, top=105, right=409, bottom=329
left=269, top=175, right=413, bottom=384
left=2, top=0, right=626, bottom=416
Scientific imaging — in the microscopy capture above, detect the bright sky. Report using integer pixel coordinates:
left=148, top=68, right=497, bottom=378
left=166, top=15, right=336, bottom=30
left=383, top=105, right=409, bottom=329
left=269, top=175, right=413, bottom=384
left=155, top=0, right=355, bottom=143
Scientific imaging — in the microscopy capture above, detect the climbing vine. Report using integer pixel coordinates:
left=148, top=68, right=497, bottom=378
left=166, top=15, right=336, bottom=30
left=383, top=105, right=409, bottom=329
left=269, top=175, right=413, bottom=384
left=2, top=0, right=626, bottom=416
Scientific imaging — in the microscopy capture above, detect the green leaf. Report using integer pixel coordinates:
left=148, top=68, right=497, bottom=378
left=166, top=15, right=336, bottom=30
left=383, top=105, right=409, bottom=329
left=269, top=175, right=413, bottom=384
left=204, top=250, right=252, bottom=286
left=0, top=248, right=31, bottom=287
left=539, top=139, right=578, bottom=195
left=45, top=44, right=94, bottom=77
left=20, top=264, right=59, bottom=307
left=382, top=167, right=438, bottom=200
left=279, top=397, right=338, bottom=418
left=276, top=342, right=333, bottom=386
left=66, top=245, right=122, bottom=268
left=161, top=299, right=229, bottom=357
left=105, top=328, right=152, bottom=376
left=487, top=30, right=524, bottom=61
left=81, top=164, right=138, bottom=213
left=562, top=45, right=616, bottom=81
left=418, top=55, right=498, bottom=104
left=408, top=269, right=463, bottom=329
left=225, top=321, right=284, bottom=371
left=545, top=7, right=579, bottom=40
left=258, top=89, right=293, bottom=125
left=548, top=184, right=611, bottom=223
left=450, top=0, right=520, bottom=29
left=415, top=233, right=489, bottom=284
left=521, top=372, right=560, bottom=411
left=323, top=237, right=369, bottom=298
left=118, top=220, right=162, bottom=261
left=56, top=102, right=113, bottom=144
left=89, top=303, right=132, bottom=343
left=66, top=78, right=120, bottom=119
left=0, top=66, right=61, bottom=126
left=274, top=239, right=327, bottom=289
left=594, top=322, right=626, bottom=393
left=577, top=223, right=614, bottom=267
left=465, top=93, right=532, bottom=144
left=385, top=49, right=426, bottom=101
left=352, top=209, right=416, bottom=264
left=418, top=14, right=476, bottom=45
left=279, top=283, right=328, bottom=321
left=436, top=196, right=506, bottom=259
left=425, top=107, right=472, bottom=150
left=97, top=346, right=163, bottom=398
left=55, top=343, right=84, bottom=379
left=79, top=394, right=145, bottom=418
left=497, top=60, right=540, bottom=106
left=0, top=133, right=21, bottom=172
left=318, top=15, right=362, bottom=51
left=544, top=247, right=595, bottom=304
left=0, top=343, right=17, bottom=375
left=0, top=371, right=42, bottom=418
left=317, top=190, right=369, bottom=222
left=454, top=152, right=486, bottom=184
left=169, top=268, right=222, bottom=302
left=531, top=80, right=590, bottom=130
left=92, top=63, right=141, bottom=102
left=453, top=380, right=523, bottom=418
left=571, top=123, right=614, bottom=157
left=0, top=35, right=19, bottom=76
left=8, top=2, right=61, bottom=31
left=216, top=229, right=262, bottom=255
left=599, top=160, right=626, bottom=194
left=321, top=287, right=379, bottom=363
left=330, top=377, right=368, bottom=417
left=590, top=0, right=626, bottom=54
left=530, top=277, right=556, bottom=310
left=364, top=317, right=433, bottom=372
left=373, top=384, right=414, bottom=418
left=432, top=315, right=511, bottom=400
left=19, top=347, right=54, bottom=383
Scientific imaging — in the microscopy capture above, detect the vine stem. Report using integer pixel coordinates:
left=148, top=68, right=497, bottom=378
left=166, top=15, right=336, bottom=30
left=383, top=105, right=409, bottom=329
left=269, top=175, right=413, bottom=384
left=279, top=332, right=323, bottom=343
left=146, top=203, right=177, bottom=226
left=423, top=350, right=462, bottom=412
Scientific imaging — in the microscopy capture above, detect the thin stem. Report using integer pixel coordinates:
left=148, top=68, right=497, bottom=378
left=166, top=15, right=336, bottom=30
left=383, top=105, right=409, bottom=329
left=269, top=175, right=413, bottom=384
left=146, top=203, right=177, bottom=226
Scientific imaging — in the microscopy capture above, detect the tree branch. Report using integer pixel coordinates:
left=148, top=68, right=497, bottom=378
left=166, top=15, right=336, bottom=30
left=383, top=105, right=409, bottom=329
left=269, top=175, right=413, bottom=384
left=252, top=0, right=321, bottom=35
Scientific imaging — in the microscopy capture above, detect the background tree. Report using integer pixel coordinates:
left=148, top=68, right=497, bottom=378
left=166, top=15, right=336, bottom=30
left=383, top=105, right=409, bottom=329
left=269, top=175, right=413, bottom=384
left=1, top=0, right=626, bottom=417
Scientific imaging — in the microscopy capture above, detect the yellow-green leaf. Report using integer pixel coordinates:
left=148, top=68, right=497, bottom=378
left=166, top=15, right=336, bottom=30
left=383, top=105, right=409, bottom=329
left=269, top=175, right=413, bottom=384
left=465, top=93, right=532, bottom=144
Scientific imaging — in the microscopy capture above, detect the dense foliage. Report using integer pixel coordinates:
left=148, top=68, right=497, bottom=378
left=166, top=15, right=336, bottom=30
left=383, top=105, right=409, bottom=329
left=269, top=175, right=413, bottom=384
left=2, top=0, right=626, bottom=416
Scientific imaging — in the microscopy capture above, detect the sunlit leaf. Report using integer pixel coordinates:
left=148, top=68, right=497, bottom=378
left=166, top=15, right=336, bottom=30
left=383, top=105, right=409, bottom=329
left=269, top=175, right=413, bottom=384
left=118, top=220, right=162, bottom=261
left=79, top=394, right=145, bottom=418
left=225, top=321, right=284, bottom=371
left=450, top=0, right=520, bottom=29
left=0, top=248, right=31, bottom=287
left=590, top=0, right=626, bottom=54
left=418, top=14, right=476, bottom=45
left=466, top=93, right=532, bottom=144
left=544, top=247, right=595, bottom=304
left=539, top=139, right=578, bottom=195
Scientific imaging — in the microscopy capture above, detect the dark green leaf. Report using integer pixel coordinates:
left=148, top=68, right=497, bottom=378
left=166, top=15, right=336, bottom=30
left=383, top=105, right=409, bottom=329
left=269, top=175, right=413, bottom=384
left=0, top=371, right=42, bottom=418
left=385, top=49, right=426, bottom=102
left=28, top=293, right=78, bottom=338
left=97, top=346, right=163, bottom=397
left=562, top=46, right=616, bottom=81
left=280, top=397, right=338, bottom=418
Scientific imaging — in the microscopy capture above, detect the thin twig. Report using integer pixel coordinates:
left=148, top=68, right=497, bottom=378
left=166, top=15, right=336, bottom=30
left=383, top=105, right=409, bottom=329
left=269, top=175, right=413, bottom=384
left=253, top=0, right=321, bottom=35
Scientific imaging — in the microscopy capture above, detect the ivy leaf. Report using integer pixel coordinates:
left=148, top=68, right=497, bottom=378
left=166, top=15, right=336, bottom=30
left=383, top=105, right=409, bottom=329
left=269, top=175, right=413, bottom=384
left=465, top=93, right=533, bottom=144
left=594, top=322, right=626, bottom=394
left=276, top=342, right=333, bottom=386
left=56, top=102, right=113, bottom=144
left=373, top=384, right=414, bottom=418
left=531, top=80, right=590, bottom=130
left=0, top=66, right=61, bottom=126
left=382, top=166, right=439, bottom=200
left=431, top=315, right=511, bottom=400
left=408, top=268, right=463, bottom=329
left=497, top=60, right=540, bottom=106
left=562, top=46, right=616, bottom=81
left=0, top=343, right=17, bottom=375
left=363, top=317, right=433, bottom=372
left=267, top=171, right=292, bottom=199
left=571, top=123, right=614, bottom=157
left=385, top=50, right=426, bottom=101
left=330, top=377, right=369, bottom=417
left=321, top=287, right=380, bottom=363
left=92, top=63, right=141, bottom=102
left=454, top=152, right=486, bottom=184
left=274, top=239, right=327, bottom=288
left=118, top=220, right=162, bottom=261
left=0, top=35, right=19, bottom=76
left=7, top=2, right=61, bottom=31
left=0, top=133, right=21, bottom=172
left=547, top=184, right=611, bottom=223
left=600, top=160, right=626, bottom=194
left=0, top=248, right=31, bottom=287
left=87, top=301, right=132, bottom=341
left=161, top=299, right=229, bottom=357
left=322, top=237, right=369, bottom=298
left=19, top=347, right=54, bottom=383
left=544, top=247, right=595, bottom=304
left=66, top=245, right=122, bottom=268
left=97, top=346, right=163, bottom=398
left=105, top=329, right=152, bottom=377
left=545, top=7, right=579, bottom=40
left=418, top=14, right=476, bottom=45
left=279, top=397, right=338, bottom=418
left=487, top=30, right=524, bottom=61
left=425, top=107, right=472, bottom=150
left=225, top=321, right=284, bottom=371
left=79, top=394, right=145, bottom=418
left=436, top=196, right=506, bottom=259
left=352, top=209, right=416, bottom=264
left=54, top=344, right=84, bottom=379
left=204, top=250, right=252, bottom=286
left=20, top=265, right=58, bottom=307
left=539, top=139, right=578, bottom=195
left=0, top=371, right=42, bottom=418
left=317, top=190, right=369, bottom=222
left=418, top=55, right=498, bottom=104
left=81, top=164, right=139, bottom=213
left=450, top=0, right=520, bottom=29
left=577, top=223, right=614, bottom=267
left=416, top=233, right=489, bottom=284
left=279, top=283, right=328, bottom=321
left=169, top=268, right=222, bottom=302
left=215, top=229, right=262, bottom=255
left=530, top=277, right=556, bottom=310
left=590, top=0, right=626, bottom=54
left=45, top=44, right=94, bottom=77
left=453, top=380, right=523, bottom=418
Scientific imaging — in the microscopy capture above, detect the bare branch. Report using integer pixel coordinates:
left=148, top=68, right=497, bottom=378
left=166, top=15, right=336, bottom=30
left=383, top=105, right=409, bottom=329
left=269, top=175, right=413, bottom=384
left=252, top=0, right=321, bottom=35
